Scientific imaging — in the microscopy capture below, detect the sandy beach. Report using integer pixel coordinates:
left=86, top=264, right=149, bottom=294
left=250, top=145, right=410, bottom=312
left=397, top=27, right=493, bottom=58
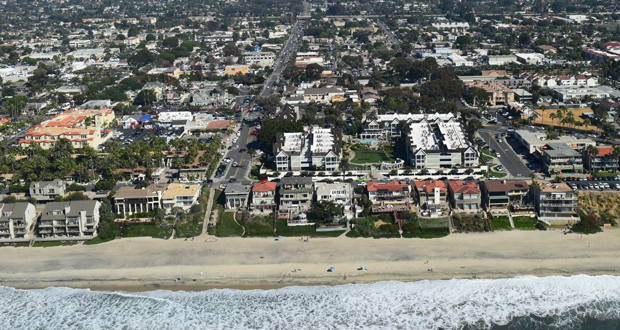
left=2, top=228, right=620, bottom=292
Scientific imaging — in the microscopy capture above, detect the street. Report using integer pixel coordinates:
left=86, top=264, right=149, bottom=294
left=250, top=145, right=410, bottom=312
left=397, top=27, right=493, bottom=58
left=478, top=125, right=531, bottom=178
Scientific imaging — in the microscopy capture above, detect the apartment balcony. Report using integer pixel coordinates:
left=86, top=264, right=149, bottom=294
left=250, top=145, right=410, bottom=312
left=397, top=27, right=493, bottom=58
left=372, top=203, right=411, bottom=213
left=540, top=202, right=578, bottom=207
left=38, top=228, right=53, bottom=234
left=540, top=196, right=578, bottom=201
left=67, top=228, right=80, bottom=233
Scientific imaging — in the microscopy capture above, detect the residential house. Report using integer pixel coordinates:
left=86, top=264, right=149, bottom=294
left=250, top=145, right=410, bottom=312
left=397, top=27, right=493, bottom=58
left=447, top=180, right=482, bottom=214
left=113, top=184, right=167, bottom=215
left=161, top=183, right=201, bottom=212
left=249, top=181, right=277, bottom=214
left=480, top=180, right=529, bottom=211
left=224, top=182, right=251, bottom=209
left=279, top=177, right=314, bottom=212
left=582, top=145, right=618, bottom=172
left=367, top=181, right=412, bottom=214
left=315, top=182, right=353, bottom=219
left=535, top=182, right=579, bottom=225
left=38, top=200, right=101, bottom=239
left=29, top=179, right=66, bottom=202
left=0, top=203, right=37, bottom=240
left=414, top=180, right=449, bottom=216
left=274, top=104, right=299, bottom=121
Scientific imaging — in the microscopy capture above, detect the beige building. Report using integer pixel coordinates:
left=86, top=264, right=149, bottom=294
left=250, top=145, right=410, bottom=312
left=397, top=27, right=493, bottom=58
left=465, top=81, right=515, bottom=106
left=162, top=183, right=201, bottom=212
left=19, top=127, right=104, bottom=149
left=535, top=181, right=579, bottom=225
left=38, top=200, right=101, bottom=239
left=113, top=185, right=167, bottom=215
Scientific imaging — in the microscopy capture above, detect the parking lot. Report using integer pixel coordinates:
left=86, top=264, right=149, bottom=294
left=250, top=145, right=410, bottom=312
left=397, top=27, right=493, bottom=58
left=564, top=176, right=620, bottom=191
left=106, top=127, right=184, bottom=148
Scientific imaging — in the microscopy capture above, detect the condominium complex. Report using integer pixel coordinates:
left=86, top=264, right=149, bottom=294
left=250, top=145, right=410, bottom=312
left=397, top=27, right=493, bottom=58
left=42, top=108, right=115, bottom=128
left=38, top=200, right=101, bottom=239
left=582, top=145, right=618, bottom=172
left=405, top=118, right=478, bottom=169
left=360, top=112, right=457, bottom=141
left=0, top=203, right=37, bottom=240
left=540, top=143, right=583, bottom=174
left=535, top=182, right=579, bottom=225
left=274, top=126, right=343, bottom=171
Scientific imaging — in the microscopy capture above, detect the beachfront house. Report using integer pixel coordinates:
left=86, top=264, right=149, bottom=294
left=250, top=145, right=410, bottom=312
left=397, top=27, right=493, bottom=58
left=367, top=181, right=412, bottom=214
left=38, top=200, right=101, bottom=239
left=314, top=182, right=353, bottom=219
left=534, top=181, right=580, bottom=225
left=224, top=182, right=251, bottom=209
left=249, top=181, right=277, bottom=214
left=480, top=180, right=529, bottom=211
left=279, top=177, right=314, bottom=212
left=161, top=183, right=201, bottom=212
left=29, top=179, right=66, bottom=202
left=413, top=180, right=449, bottom=217
left=0, top=202, right=37, bottom=240
left=447, top=180, right=482, bottom=214
left=113, top=184, right=167, bottom=216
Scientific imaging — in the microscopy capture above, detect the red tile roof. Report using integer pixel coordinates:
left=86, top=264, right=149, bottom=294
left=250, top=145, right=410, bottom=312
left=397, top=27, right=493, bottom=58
left=205, top=120, right=232, bottom=129
left=253, top=181, right=277, bottom=192
left=366, top=181, right=409, bottom=192
left=414, top=180, right=447, bottom=193
left=593, top=146, right=614, bottom=157
left=448, top=180, right=480, bottom=194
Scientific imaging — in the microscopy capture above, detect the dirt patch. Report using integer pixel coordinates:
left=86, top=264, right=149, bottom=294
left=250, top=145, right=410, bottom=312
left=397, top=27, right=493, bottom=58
left=374, top=219, right=387, bottom=228
left=578, top=192, right=620, bottom=218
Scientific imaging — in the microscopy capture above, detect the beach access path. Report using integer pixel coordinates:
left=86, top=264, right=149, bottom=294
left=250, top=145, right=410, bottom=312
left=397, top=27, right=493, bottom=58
left=1, top=229, right=619, bottom=290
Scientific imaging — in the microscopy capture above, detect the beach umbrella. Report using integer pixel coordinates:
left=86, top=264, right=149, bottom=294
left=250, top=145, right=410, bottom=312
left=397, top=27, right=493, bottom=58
left=360, top=265, right=365, bottom=268
left=278, top=236, right=282, bottom=239
left=330, top=267, right=335, bottom=270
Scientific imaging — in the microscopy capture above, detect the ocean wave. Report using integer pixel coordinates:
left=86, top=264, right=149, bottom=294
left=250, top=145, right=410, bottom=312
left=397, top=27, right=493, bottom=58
left=1, top=275, right=620, bottom=330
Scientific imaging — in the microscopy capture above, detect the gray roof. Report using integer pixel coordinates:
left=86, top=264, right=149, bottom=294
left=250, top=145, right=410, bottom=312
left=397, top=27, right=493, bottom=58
left=224, top=182, right=251, bottom=195
left=280, top=176, right=313, bottom=185
left=41, top=201, right=98, bottom=221
left=30, top=179, right=64, bottom=189
left=0, top=203, right=30, bottom=220
left=544, top=143, right=581, bottom=157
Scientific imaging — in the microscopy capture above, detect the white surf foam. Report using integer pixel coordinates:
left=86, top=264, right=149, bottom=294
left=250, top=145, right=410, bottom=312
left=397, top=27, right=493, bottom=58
left=1, top=275, right=620, bottom=330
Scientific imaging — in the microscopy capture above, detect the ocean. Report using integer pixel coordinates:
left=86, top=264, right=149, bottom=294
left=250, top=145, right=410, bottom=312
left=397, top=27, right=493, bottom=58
left=2, top=275, right=620, bottom=329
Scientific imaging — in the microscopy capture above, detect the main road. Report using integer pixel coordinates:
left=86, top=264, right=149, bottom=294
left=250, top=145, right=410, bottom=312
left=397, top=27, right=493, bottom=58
left=478, top=125, right=531, bottom=178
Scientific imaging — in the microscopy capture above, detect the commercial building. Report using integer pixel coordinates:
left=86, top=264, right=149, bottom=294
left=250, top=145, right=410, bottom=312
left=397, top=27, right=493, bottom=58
left=464, top=81, right=515, bottom=106
left=42, top=108, right=115, bottom=128
left=483, top=55, right=517, bottom=65
left=405, top=118, right=478, bottom=169
left=448, top=54, right=474, bottom=67
left=113, top=185, right=167, bottom=215
left=535, top=182, right=579, bottom=225
left=38, top=200, right=101, bottom=239
left=249, top=181, right=277, bottom=214
left=242, top=52, right=276, bottom=66
left=161, top=183, right=201, bottom=212
left=447, top=180, right=482, bottom=214
left=582, top=145, right=618, bottom=172
left=224, top=182, right=251, bottom=209
left=157, top=111, right=193, bottom=127
left=431, top=22, right=469, bottom=32
left=0, top=203, right=37, bottom=240
left=274, top=126, right=343, bottom=171
left=514, top=130, right=595, bottom=154
left=480, top=180, right=529, bottom=211
left=550, top=85, right=620, bottom=102
left=515, top=53, right=545, bottom=65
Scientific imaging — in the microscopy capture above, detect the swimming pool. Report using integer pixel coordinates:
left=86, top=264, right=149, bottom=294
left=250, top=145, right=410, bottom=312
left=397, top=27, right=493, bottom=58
left=360, top=139, right=377, bottom=143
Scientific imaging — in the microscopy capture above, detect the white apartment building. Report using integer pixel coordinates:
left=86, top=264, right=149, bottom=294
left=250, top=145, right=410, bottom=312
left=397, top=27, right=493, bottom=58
left=243, top=52, right=275, bottom=66
left=535, top=182, right=579, bottom=225
left=274, top=126, right=343, bottom=171
left=38, top=201, right=101, bottom=239
left=406, top=118, right=478, bottom=169
left=360, top=112, right=457, bottom=141
left=0, top=203, right=37, bottom=240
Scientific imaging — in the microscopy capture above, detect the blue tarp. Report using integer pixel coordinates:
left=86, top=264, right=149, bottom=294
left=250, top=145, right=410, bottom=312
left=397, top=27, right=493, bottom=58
left=137, top=115, right=152, bottom=122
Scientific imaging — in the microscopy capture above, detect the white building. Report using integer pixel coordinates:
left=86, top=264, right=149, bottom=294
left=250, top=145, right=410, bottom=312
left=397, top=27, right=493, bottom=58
left=0, top=203, right=37, bottom=240
left=483, top=55, right=517, bottom=65
left=514, top=130, right=595, bottom=154
left=448, top=54, right=474, bottom=67
left=38, top=201, right=101, bottom=239
left=242, top=52, right=275, bottom=66
left=157, top=111, right=193, bottom=127
left=406, top=118, right=478, bottom=169
left=274, top=126, right=343, bottom=171
left=161, top=183, right=201, bottom=212
left=550, top=86, right=619, bottom=102
left=314, top=182, right=353, bottom=219
left=360, top=112, right=457, bottom=141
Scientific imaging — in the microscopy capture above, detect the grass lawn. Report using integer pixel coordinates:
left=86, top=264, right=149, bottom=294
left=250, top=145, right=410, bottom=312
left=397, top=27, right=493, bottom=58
left=175, top=219, right=203, bottom=238
left=481, top=149, right=495, bottom=158
left=276, top=221, right=343, bottom=237
left=402, top=228, right=450, bottom=239
left=244, top=216, right=275, bottom=237
left=513, top=217, right=538, bottom=230
left=351, top=149, right=395, bottom=164
left=419, top=217, right=450, bottom=228
left=32, top=241, right=78, bottom=247
left=121, top=222, right=172, bottom=239
left=489, top=165, right=508, bottom=178
left=592, top=172, right=617, bottom=178
left=346, top=230, right=362, bottom=238
left=83, top=236, right=116, bottom=245
left=491, top=216, right=512, bottom=230
left=216, top=212, right=244, bottom=237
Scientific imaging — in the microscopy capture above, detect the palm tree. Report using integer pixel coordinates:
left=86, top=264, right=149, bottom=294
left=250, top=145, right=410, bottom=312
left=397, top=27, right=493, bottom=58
left=549, top=112, right=557, bottom=127
left=528, top=112, right=539, bottom=125
left=51, top=138, right=74, bottom=159
left=540, top=105, right=547, bottom=126
left=555, top=109, right=564, bottom=127
left=612, top=146, right=620, bottom=173
left=586, top=145, right=599, bottom=159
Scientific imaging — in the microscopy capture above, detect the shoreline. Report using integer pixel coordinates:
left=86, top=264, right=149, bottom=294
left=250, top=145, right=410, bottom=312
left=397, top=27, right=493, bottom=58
left=4, top=270, right=620, bottom=292
left=1, top=229, right=619, bottom=293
